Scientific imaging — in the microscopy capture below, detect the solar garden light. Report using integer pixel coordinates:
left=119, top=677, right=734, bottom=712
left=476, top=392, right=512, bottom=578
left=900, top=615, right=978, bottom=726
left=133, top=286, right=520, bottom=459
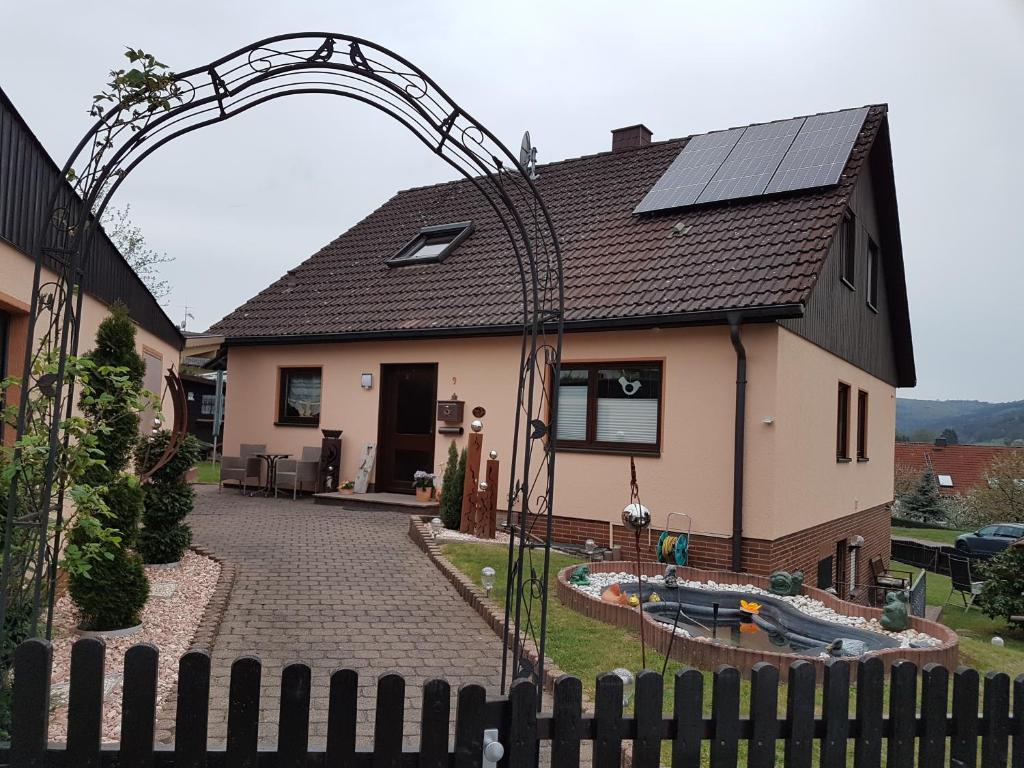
left=611, top=668, right=635, bottom=706
left=430, top=517, right=443, bottom=538
left=481, top=566, right=496, bottom=596
left=584, top=538, right=596, bottom=555
left=479, top=481, right=488, bottom=492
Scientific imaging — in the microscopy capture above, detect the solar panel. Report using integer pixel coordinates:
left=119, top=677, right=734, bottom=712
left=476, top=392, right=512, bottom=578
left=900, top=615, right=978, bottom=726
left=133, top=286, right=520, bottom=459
left=764, top=107, right=869, bottom=194
left=696, top=118, right=805, bottom=204
left=632, top=127, right=744, bottom=213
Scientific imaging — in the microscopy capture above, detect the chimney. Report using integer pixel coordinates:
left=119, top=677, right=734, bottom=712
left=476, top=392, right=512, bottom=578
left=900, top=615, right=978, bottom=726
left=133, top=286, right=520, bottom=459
left=611, top=124, right=653, bottom=152
left=934, top=437, right=947, bottom=448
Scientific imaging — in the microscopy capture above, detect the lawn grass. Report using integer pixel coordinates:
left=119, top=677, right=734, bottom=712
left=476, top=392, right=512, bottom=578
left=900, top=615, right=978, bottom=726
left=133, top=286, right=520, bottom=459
left=193, top=460, right=220, bottom=485
left=893, top=560, right=1024, bottom=676
left=891, top=526, right=966, bottom=545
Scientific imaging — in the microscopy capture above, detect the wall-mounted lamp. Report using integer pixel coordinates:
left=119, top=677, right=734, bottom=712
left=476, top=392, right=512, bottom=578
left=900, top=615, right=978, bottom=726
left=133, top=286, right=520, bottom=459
left=360, top=373, right=373, bottom=390
left=762, top=416, right=775, bottom=425
left=848, top=535, right=865, bottom=549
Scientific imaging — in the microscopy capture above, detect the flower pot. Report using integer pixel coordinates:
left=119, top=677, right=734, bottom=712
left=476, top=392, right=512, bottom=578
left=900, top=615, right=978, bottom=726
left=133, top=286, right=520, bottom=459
left=339, top=488, right=354, bottom=495
left=415, top=487, right=433, bottom=502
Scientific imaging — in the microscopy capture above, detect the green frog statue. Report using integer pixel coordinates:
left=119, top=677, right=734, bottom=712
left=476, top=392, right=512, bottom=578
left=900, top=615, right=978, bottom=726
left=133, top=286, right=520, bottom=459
left=880, top=590, right=910, bottom=631
left=768, top=570, right=805, bottom=597
left=569, top=565, right=591, bottom=586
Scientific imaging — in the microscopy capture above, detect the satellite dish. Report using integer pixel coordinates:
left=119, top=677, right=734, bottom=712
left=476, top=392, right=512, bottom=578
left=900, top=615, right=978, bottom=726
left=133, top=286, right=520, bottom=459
left=519, top=130, right=538, bottom=179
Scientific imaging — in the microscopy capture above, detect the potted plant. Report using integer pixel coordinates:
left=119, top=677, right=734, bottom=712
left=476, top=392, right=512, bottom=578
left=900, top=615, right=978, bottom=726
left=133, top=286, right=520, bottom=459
left=339, top=480, right=355, bottom=495
left=413, top=470, right=436, bottom=502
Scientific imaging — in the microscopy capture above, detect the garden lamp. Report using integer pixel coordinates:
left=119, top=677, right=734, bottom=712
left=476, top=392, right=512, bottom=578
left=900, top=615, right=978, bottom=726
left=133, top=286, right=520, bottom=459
left=611, top=667, right=635, bottom=706
left=430, top=517, right=443, bottom=538
left=481, top=566, right=496, bottom=596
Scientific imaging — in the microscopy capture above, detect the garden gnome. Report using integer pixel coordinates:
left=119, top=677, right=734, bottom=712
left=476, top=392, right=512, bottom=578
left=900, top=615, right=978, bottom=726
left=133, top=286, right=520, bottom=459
left=664, top=565, right=678, bottom=589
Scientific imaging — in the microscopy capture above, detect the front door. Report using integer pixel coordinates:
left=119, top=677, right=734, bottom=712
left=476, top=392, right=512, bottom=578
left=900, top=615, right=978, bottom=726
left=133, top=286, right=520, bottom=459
left=376, top=364, right=437, bottom=494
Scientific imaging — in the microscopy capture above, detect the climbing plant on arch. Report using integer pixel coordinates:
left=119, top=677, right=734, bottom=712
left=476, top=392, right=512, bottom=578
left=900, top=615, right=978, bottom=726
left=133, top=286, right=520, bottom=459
left=0, top=33, right=564, bottom=692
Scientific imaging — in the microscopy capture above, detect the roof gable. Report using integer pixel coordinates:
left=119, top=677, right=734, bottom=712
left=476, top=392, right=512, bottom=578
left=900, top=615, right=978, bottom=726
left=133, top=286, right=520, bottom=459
left=210, top=105, right=903, bottom=352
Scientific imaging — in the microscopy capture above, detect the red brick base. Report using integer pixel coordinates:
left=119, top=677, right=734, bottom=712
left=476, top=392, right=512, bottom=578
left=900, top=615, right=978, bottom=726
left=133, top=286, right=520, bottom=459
left=522, top=503, right=891, bottom=602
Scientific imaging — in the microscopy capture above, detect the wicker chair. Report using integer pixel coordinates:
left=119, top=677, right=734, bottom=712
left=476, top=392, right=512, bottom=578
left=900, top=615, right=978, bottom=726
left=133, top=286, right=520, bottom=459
left=276, top=446, right=322, bottom=499
left=219, top=443, right=266, bottom=493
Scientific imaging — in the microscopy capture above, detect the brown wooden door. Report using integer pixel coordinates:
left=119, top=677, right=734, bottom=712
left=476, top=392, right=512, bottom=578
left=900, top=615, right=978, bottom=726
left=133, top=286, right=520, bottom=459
left=376, top=364, right=437, bottom=494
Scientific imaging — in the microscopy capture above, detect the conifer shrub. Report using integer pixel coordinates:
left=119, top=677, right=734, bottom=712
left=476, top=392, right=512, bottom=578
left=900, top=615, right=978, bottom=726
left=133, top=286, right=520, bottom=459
left=137, top=431, right=203, bottom=564
left=439, top=442, right=467, bottom=530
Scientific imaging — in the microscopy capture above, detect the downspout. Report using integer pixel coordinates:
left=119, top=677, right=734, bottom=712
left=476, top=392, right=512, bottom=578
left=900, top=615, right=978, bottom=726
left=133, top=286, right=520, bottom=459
left=727, top=314, right=747, bottom=572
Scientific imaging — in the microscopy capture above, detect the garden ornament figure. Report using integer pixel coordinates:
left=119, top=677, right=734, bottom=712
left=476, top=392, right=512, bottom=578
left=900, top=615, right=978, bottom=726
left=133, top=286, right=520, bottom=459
left=768, top=570, right=805, bottom=597
left=569, top=565, right=591, bottom=586
left=880, top=590, right=910, bottom=631
left=664, top=564, right=678, bottom=589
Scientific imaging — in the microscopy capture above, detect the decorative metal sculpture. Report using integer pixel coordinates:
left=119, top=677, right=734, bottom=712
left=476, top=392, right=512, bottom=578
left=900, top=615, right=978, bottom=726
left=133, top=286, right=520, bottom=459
left=624, top=457, right=652, bottom=668
left=0, top=35, right=564, bottom=692
left=138, top=366, right=189, bottom=483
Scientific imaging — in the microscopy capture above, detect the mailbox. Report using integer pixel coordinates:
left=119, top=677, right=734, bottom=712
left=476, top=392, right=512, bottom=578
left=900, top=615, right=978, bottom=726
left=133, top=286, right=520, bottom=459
left=436, top=399, right=465, bottom=424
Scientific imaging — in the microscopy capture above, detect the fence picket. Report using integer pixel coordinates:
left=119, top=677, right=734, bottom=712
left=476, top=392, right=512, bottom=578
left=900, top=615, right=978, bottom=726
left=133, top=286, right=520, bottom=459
left=326, top=668, right=358, bottom=767
left=671, top=668, right=704, bottom=768
left=507, top=679, right=538, bottom=768
left=1013, top=674, right=1024, bottom=768
left=277, top=663, right=311, bottom=768
left=594, top=672, right=624, bottom=768
left=551, top=675, right=582, bottom=768
left=952, top=666, right=981, bottom=768
left=632, top=670, right=663, bottom=768
left=174, top=649, right=211, bottom=768
left=853, top=657, right=884, bottom=768
left=710, top=666, right=740, bottom=768
left=919, top=664, right=948, bottom=768
left=821, top=659, right=850, bottom=768
left=983, top=671, right=1011, bottom=768
left=454, top=684, right=486, bottom=768
left=747, top=662, right=778, bottom=768
left=784, top=661, right=814, bottom=768
left=887, top=661, right=917, bottom=768
left=374, top=673, right=406, bottom=768
left=65, top=637, right=105, bottom=768
left=225, top=656, right=261, bottom=768
left=119, top=643, right=159, bottom=768
left=418, top=679, right=450, bottom=768
left=11, top=638, right=51, bottom=768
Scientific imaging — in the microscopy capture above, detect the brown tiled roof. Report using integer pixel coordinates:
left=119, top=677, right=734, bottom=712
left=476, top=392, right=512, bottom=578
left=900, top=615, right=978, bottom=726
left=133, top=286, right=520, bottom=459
left=211, top=105, right=888, bottom=340
left=894, top=442, right=1018, bottom=496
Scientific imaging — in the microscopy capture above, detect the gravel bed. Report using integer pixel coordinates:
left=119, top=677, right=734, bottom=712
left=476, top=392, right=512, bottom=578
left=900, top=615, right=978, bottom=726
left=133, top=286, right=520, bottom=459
left=572, top=571, right=941, bottom=649
left=436, top=529, right=510, bottom=544
left=46, top=550, right=220, bottom=743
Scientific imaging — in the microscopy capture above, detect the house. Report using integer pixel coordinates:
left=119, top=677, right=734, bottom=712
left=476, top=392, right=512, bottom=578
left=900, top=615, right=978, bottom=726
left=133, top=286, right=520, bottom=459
left=210, top=104, right=915, bottom=595
left=895, top=439, right=1016, bottom=497
left=0, top=86, right=183, bottom=443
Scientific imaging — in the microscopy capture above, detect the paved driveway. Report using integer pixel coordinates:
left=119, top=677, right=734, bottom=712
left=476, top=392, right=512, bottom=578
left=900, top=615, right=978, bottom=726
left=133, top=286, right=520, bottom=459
left=187, top=486, right=506, bottom=747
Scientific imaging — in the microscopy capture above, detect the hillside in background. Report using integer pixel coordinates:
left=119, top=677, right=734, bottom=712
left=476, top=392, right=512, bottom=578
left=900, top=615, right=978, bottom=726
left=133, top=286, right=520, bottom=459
left=897, top=398, right=1024, bottom=444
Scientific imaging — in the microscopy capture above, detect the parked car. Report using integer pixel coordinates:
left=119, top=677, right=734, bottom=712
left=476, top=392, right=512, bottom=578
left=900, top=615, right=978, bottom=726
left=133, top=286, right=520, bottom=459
left=954, top=523, right=1024, bottom=556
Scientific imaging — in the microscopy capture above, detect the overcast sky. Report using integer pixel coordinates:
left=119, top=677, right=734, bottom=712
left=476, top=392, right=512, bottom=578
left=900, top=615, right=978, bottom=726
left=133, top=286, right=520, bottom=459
left=2, top=1, right=1021, bottom=401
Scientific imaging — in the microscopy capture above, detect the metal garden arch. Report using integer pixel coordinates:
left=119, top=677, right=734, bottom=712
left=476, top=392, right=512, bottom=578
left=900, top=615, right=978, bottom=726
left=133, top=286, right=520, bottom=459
left=0, top=32, right=563, bottom=693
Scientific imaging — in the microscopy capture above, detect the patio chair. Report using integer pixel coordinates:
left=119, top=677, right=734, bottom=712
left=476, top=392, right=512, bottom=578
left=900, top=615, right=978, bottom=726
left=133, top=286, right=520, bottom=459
left=219, top=443, right=265, bottom=493
left=946, top=555, right=986, bottom=613
left=276, top=446, right=322, bottom=499
left=868, top=556, right=913, bottom=605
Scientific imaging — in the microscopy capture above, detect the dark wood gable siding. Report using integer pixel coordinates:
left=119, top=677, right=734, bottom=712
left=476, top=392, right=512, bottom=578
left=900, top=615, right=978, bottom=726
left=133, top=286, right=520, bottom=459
left=780, top=157, right=900, bottom=386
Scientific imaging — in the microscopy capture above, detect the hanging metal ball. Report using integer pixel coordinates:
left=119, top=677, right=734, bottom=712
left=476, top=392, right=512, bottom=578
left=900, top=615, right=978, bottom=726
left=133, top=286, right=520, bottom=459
left=489, top=450, right=498, bottom=460
left=470, top=419, right=483, bottom=433
left=621, top=503, right=651, bottom=531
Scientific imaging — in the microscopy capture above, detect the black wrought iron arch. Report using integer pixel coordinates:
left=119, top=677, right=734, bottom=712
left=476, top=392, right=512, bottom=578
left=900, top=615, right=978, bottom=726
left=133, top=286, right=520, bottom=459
left=1, top=32, right=563, bottom=694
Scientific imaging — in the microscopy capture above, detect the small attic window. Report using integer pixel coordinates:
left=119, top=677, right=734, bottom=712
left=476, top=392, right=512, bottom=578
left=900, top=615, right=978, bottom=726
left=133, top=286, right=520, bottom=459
left=938, top=474, right=954, bottom=488
left=387, top=221, right=474, bottom=267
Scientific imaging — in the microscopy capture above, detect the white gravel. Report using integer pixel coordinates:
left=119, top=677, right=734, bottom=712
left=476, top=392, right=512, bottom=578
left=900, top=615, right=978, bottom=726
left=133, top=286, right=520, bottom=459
left=436, top=529, right=510, bottom=544
left=572, top=571, right=941, bottom=649
left=46, top=550, right=220, bottom=743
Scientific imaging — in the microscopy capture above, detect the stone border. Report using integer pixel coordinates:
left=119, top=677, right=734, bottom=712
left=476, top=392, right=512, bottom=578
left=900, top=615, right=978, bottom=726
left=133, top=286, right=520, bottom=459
left=558, top=560, right=960, bottom=679
left=189, top=545, right=236, bottom=651
left=408, top=515, right=571, bottom=695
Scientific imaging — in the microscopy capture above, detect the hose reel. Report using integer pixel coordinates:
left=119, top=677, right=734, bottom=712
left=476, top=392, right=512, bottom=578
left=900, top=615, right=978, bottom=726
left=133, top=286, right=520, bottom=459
left=655, top=512, right=692, bottom=566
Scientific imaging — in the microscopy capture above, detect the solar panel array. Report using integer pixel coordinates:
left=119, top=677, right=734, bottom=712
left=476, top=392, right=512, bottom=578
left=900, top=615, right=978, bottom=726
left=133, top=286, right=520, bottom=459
left=634, top=107, right=869, bottom=215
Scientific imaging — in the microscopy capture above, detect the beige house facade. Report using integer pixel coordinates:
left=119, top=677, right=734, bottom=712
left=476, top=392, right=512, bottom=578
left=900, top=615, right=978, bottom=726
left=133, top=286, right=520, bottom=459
left=212, top=104, right=915, bottom=596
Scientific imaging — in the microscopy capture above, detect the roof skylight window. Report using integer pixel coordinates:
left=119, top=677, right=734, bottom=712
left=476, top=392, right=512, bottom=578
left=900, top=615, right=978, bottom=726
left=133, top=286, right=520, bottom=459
left=938, top=474, right=954, bottom=487
left=387, top=221, right=474, bottom=267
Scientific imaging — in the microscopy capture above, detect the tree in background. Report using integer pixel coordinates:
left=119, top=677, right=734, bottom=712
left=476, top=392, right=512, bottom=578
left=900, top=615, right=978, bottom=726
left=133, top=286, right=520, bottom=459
left=977, top=545, right=1024, bottom=624
left=897, top=468, right=946, bottom=525
left=67, top=305, right=150, bottom=630
left=438, top=442, right=467, bottom=530
left=136, top=431, right=203, bottom=564
left=895, top=432, right=911, bottom=443
left=102, top=201, right=173, bottom=299
left=893, top=463, right=924, bottom=502
left=939, top=428, right=959, bottom=445
left=966, top=450, right=1024, bottom=524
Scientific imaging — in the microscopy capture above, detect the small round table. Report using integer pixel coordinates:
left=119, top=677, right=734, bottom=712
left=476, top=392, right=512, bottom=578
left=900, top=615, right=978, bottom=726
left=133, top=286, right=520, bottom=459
left=251, top=453, right=291, bottom=497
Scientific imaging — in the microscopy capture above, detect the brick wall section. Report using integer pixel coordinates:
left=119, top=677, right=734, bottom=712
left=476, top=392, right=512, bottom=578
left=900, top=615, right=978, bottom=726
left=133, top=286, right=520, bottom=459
left=557, top=560, right=959, bottom=680
left=524, top=503, right=891, bottom=601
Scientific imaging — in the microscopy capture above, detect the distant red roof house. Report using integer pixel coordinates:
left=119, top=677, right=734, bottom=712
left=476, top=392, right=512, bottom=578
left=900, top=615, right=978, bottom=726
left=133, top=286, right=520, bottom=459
left=894, top=440, right=1013, bottom=496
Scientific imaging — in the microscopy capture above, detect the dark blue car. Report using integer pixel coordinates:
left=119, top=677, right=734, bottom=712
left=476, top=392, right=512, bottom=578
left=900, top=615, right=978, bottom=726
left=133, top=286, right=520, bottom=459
left=955, top=523, right=1024, bottom=556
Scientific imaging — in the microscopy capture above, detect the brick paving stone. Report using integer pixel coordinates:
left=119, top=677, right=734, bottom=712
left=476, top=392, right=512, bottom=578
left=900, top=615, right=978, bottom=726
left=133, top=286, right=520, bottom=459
left=187, top=486, right=507, bottom=748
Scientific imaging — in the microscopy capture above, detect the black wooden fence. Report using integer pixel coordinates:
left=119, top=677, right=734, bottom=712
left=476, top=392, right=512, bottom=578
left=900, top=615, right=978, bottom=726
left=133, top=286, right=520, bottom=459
left=5, top=638, right=1024, bottom=767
